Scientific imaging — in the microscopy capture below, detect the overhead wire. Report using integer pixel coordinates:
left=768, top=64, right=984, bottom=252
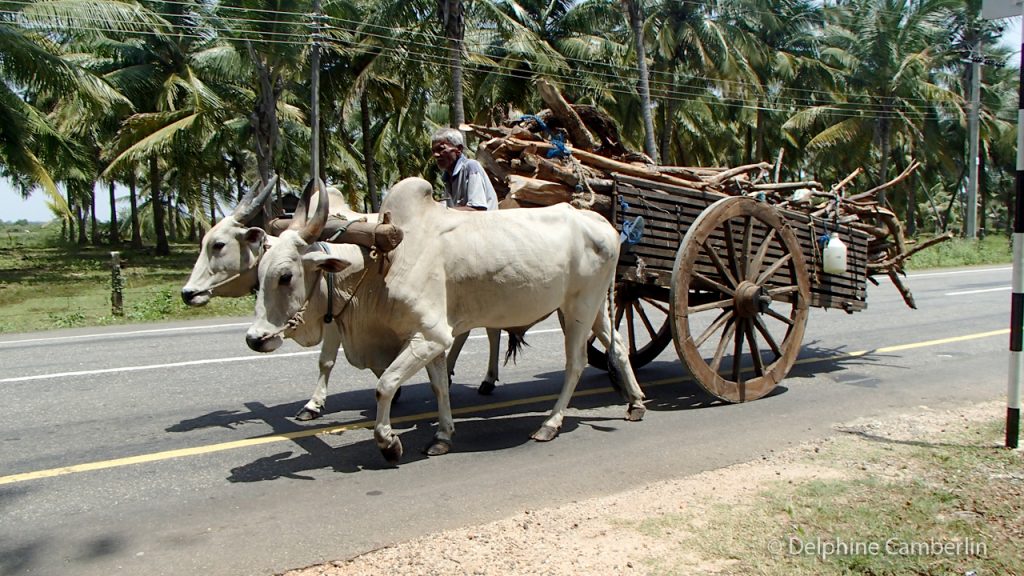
left=8, top=0, right=955, bottom=113
left=4, top=1, right=962, bottom=121
left=8, top=0, right=956, bottom=115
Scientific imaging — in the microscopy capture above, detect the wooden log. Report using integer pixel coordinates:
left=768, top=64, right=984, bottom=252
left=536, top=79, right=600, bottom=151
left=463, top=123, right=511, bottom=139
left=707, top=162, right=772, bottom=187
left=831, top=167, right=863, bottom=195
left=651, top=166, right=706, bottom=182
left=504, top=138, right=708, bottom=190
left=846, top=161, right=920, bottom=203
left=534, top=156, right=580, bottom=188
left=475, top=144, right=510, bottom=197
left=886, top=269, right=917, bottom=309
left=752, top=181, right=822, bottom=192
left=508, top=175, right=574, bottom=205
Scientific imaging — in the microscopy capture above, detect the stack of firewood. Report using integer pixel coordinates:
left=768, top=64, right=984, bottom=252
left=464, top=80, right=950, bottom=307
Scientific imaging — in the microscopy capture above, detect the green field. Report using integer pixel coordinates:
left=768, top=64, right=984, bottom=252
left=0, top=221, right=253, bottom=334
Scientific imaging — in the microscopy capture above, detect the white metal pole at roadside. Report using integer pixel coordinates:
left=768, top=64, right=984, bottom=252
left=982, top=0, right=1022, bottom=448
left=1007, top=0, right=1024, bottom=448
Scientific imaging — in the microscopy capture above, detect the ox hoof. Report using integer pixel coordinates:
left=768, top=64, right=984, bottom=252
left=381, top=436, right=403, bottom=465
left=477, top=381, right=496, bottom=395
left=423, top=437, right=451, bottom=457
left=626, top=404, right=646, bottom=422
left=531, top=425, right=559, bottom=442
left=294, top=407, right=322, bottom=421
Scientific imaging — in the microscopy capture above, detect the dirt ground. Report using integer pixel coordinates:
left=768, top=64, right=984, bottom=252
left=279, top=400, right=1018, bottom=576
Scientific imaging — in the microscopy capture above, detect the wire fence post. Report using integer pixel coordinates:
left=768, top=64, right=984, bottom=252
left=110, top=251, right=124, bottom=317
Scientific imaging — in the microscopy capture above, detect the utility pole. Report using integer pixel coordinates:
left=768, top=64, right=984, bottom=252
left=966, top=43, right=982, bottom=239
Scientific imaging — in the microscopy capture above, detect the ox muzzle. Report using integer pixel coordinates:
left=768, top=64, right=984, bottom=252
left=245, top=327, right=284, bottom=353
left=181, top=287, right=211, bottom=307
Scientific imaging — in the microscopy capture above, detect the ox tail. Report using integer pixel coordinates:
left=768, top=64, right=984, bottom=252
left=503, top=328, right=530, bottom=366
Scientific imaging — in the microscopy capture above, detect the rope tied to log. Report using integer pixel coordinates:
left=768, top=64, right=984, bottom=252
left=569, top=155, right=597, bottom=210
left=808, top=220, right=821, bottom=286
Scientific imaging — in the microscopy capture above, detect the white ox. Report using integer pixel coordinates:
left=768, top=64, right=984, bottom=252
left=244, top=176, right=646, bottom=464
left=180, top=178, right=502, bottom=421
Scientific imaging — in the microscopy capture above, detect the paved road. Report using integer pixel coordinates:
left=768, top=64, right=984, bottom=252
left=0, top=266, right=1012, bottom=576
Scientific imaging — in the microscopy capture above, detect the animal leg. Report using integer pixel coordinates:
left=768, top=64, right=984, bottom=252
left=374, top=335, right=446, bottom=464
left=295, top=324, right=342, bottom=421
left=533, top=315, right=590, bottom=442
left=592, top=303, right=647, bottom=421
left=424, top=352, right=454, bottom=456
left=478, top=328, right=501, bottom=395
left=446, top=330, right=470, bottom=385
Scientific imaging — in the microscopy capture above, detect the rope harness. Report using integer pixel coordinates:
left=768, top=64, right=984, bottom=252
left=276, top=242, right=379, bottom=337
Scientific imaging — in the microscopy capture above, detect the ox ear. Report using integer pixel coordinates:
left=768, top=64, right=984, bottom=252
left=244, top=227, right=266, bottom=248
left=303, top=251, right=353, bottom=274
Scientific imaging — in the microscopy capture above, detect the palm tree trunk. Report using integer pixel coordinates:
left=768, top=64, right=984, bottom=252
left=108, top=181, right=119, bottom=245
left=248, top=47, right=280, bottom=185
left=979, top=149, right=986, bottom=235
left=169, top=194, right=178, bottom=242
left=361, top=92, right=380, bottom=211
left=209, top=175, right=217, bottom=226
left=64, top=188, right=73, bottom=243
left=876, top=116, right=891, bottom=205
left=660, top=81, right=677, bottom=164
left=150, top=155, right=169, bottom=255
left=75, top=189, right=86, bottom=246
left=439, top=0, right=465, bottom=126
left=129, top=170, right=142, bottom=248
left=623, top=0, right=658, bottom=164
left=89, top=187, right=99, bottom=245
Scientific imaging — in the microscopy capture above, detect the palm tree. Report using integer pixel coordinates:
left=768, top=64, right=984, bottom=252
left=0, top=0, right=131, bottom=215
left=620, top=0, right=658, bottom=163
left=716, top=0, right=825, bottom=169
left=784, top=0, right=961, bottom=208
left=439, top=0, right=467, bottom=126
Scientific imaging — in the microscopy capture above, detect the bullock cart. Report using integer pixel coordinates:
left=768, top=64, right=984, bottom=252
left=467, top=81, right=949, bottom=404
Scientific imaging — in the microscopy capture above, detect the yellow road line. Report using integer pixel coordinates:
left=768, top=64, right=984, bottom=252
left=0, top=328, right=1009, bottom=486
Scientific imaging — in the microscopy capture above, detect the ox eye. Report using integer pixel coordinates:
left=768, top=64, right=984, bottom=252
left=279, top=273, right=292, bottom=286
left=212, top=241, right=225, bottom=251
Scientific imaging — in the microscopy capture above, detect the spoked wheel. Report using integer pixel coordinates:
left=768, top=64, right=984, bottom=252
left=587, top=282, right=673, bottom=370
left=671, top=196, right=810, bottom=403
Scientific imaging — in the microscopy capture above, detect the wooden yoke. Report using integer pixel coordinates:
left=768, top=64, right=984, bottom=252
left=268, top=213, right=403, bottom=252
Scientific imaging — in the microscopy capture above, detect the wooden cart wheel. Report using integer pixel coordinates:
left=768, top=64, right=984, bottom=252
left=587, top=282, right=673, bottom=370
left=671, top=196, right=810, bottom=403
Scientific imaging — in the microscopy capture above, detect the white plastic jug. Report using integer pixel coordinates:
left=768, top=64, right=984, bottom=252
left=822, top=232, right=847, bottom=275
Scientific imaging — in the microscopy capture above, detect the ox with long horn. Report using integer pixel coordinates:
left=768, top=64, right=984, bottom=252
left=181, top=176, right=278, bottom=305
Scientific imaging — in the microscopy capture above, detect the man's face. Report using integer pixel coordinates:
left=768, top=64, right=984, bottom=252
left=431, top=140, right=461, bottom=172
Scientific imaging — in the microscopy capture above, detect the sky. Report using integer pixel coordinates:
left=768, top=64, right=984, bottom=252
left=2, top=18, right=1024, bottom=223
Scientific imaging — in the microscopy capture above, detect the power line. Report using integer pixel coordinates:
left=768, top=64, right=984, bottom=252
left=4, top=3, right=957, bottom=120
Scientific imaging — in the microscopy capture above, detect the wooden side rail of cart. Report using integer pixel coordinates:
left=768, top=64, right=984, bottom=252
left=585, top=173, right=871, bottom=404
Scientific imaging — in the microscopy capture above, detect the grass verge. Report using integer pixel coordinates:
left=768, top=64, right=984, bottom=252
left=0, top=228, right=253, bottom=334
left=636, top=407, right=1023, bottom=575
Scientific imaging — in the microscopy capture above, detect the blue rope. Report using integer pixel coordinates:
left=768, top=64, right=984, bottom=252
left=620, top=216, right=645, bottom=245
left=517, top=114, right=550, bottom=134
left=546, top=133, right=571, bottom=159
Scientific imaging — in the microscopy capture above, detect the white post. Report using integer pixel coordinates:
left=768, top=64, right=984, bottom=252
left=1007, top=1, right=1024, bottom=448
left=982, top=0, right=1022, bottom=448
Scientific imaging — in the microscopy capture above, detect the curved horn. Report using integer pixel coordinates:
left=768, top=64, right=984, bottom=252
left=232, top=176, right=278, bottom=223
left=291, top=177, right=317, bottom=225
left=298, top=177, right=329, bottom=243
